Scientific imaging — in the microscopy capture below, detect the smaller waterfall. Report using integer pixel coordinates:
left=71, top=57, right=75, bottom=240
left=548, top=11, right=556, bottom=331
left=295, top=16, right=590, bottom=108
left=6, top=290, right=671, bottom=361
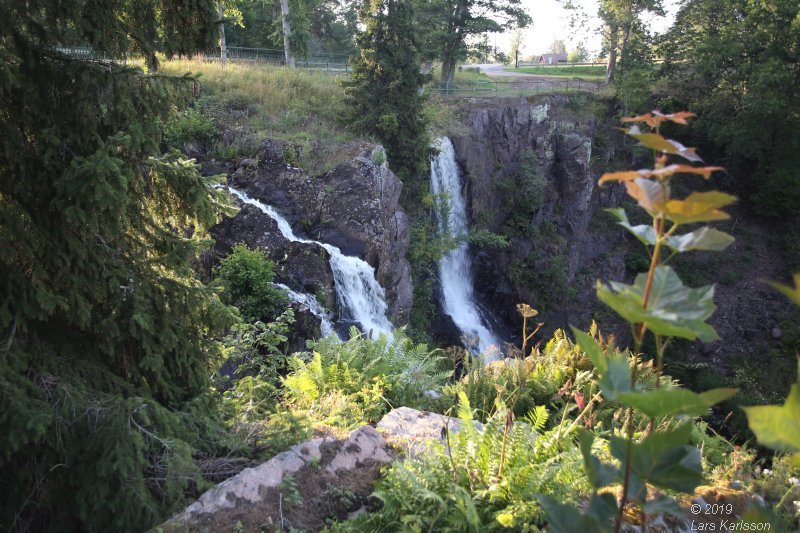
left=431, top=137, right=501, bottom=357
left=228, top=187, right=394, bottom=338
left=272, top=283, right=337, bottom=338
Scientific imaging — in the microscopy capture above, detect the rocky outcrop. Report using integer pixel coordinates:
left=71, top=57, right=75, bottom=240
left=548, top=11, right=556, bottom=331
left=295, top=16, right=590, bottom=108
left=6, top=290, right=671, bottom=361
left=206, top=203, right=337, bottom=316
left=158, top=407, right=465, bottom=532
left=160, top=426, right=392, bottom=532
left=450, top=95, right=626, bottom=334
left=228, top=140, right=412, bottom=325
left=377, top=406, right=467, bottom=457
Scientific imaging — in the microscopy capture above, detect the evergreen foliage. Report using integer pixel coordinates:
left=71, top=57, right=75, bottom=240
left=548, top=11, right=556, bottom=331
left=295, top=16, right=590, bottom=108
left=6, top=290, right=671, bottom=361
left=0, top=2, right=239, bottom=530
left=341, top=0, right=431, bottom=190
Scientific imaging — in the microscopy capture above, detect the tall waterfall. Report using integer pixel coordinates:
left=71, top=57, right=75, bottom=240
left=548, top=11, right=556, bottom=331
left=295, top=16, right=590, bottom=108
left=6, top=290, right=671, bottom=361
left=431, top=137, right=501, bottom=357
left=228, top=188, right=394, bottom=338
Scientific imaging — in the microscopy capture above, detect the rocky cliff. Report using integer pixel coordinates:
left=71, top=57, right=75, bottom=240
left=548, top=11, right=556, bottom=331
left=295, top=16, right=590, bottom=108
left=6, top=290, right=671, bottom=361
left=449, top=96, right=626, bottom=334
left=207, top=140, right=413, bottom=333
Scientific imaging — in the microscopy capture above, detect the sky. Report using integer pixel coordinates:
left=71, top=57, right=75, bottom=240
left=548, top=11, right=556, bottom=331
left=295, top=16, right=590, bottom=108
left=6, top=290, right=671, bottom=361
left=489, top=0, right=680, bottom=60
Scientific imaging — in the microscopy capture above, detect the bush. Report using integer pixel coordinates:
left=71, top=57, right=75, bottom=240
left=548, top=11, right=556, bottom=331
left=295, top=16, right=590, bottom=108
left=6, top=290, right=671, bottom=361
left=163, top=105, right=217, bottom=148
left=214, top=244, right=287, bottom=322
left=281, top=329, right=451, bottom=428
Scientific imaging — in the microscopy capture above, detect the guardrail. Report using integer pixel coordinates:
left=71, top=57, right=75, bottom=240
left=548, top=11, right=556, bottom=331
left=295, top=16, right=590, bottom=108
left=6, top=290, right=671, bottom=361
left=430, top=79, right=604, bottom=97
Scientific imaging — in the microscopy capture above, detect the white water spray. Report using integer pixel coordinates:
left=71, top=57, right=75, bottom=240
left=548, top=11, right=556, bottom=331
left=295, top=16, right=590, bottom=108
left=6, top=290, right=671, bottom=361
left=272, top=283, right=337, bottom=339
left=228, top=187, right=394, bottom=338
left=431, top=137, right=501, bottom=357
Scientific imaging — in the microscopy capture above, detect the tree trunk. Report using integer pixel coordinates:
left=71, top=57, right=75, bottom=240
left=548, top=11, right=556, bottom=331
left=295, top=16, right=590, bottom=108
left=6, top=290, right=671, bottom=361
left=280, top=0, right=295, bottom=68
left=217, top=0, right=227, bottom=66
left=441, top=56, right=456, bottom=85
left=605, top=23, right=619, bottom=83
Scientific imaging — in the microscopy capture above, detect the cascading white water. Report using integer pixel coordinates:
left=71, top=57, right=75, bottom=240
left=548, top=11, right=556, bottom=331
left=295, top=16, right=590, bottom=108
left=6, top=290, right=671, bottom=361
left=272, top=283, right=338, bottom=339
left=228, top=187, right=393, bottom=338
left=431, top=137, right=501, bottom=357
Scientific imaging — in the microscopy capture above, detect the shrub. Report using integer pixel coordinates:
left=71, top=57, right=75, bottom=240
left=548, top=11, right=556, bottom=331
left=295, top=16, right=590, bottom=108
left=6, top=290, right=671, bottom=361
left=163, top=105, right=218, bottom=148
left=214, top=244, right=287, bottom=322
left=281, top=329, right=451, bottom=428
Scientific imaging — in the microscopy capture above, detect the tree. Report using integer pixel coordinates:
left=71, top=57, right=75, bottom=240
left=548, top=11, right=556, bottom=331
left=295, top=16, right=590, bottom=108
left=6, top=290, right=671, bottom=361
left=568, top=42, right=589, bottom=62
left=659, top=0, right=800, bottom=219
left=597, top=0, right=663, bottom=82
left=0, top=2, right=239, bottom=530
left=217, top=0, right=245, bottom=64
left=280, top=0, right=296, bottom=66
left=341, top=0, right=431, bottom=189
left=547, top=38, right=567, bottom=55
left=509, top=27, right=525, bottom=66
left=414, top=0, right=531, bottom=83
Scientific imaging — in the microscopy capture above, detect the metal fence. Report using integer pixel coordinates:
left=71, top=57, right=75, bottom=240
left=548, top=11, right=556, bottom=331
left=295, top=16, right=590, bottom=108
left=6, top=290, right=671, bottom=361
left=514, top=61, right=607, bottom=68
left=55, top=46, right=121, bottom=62
left=430, top=79, right=604, bottom=97
left=203, top=46, right=351, bottom=74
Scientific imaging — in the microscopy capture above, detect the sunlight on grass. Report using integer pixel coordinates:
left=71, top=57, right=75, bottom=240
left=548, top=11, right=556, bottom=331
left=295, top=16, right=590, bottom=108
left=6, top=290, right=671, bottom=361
left=160, top=59, right=362, bottom=172
left=513, top=65, right=606, bottom=79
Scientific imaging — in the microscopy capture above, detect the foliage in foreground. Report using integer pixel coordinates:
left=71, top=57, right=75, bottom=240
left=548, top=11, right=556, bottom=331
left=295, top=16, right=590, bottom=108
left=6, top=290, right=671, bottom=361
left=0, top=2, right=237, bottom=531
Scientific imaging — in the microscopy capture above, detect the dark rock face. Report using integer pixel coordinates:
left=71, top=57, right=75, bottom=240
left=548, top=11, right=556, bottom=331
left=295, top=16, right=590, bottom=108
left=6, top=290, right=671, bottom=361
left=450, top=96, right=626, bottom=337
left=228, top=140, right=413, bottom=325
left=204, top=203, right=338, bottom=317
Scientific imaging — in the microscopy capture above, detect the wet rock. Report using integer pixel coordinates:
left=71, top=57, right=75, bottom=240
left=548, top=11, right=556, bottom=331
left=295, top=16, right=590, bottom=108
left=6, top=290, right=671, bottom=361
left=229, top=140, right=413, bottom=325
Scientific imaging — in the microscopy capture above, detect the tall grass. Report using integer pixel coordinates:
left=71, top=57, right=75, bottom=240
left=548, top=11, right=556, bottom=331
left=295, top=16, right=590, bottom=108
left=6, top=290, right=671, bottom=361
left=161, top=59, right=345, bottom=116
left=160, top=59, right=360, bottom=172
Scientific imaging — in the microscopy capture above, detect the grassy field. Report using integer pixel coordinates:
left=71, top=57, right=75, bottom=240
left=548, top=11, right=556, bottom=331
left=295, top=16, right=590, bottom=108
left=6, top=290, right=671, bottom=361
left=511, top=65, right=606, bottom=79
left=160, top=59, right=360, bottom=172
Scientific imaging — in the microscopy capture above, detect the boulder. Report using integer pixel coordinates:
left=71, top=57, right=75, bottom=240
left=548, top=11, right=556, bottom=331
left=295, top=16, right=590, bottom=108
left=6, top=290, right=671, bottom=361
left=159, top=426, right=392, bottom=532
left=376, top=406, right=468, bottom=457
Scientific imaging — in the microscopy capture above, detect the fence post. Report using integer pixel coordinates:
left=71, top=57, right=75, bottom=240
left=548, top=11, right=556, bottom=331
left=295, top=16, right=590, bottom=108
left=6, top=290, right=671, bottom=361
left=495, top=81, right=498, bottom=98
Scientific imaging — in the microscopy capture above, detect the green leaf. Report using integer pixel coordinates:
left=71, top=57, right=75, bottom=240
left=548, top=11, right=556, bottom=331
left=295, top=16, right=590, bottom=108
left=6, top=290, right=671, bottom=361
left=571, top=326, right=632, bottom=400
left=596, top=265, right=720, bottom=342
left=579, top=429, right=620, bottom=489
left=571, top=326, right=606, bottom=373
left=642, top=494, right=683, bottom=517
left=737, top=504, right=786, bottom=531
left=598, top=355, right=634, bottom=401
left=536, top=495, right=613, bottom=532
left=585, top=493, right=618, bottom=525
left=610, top=424, right=703, bottom=494
left=665, top=226, right=734, bottom=252
left=616, top=388, right=737, bottom=418
left=769, top=274, right=800, bottom=306
left=607, top=208, right=657, bottom=246
left=743, top=384, right=800, bottom=453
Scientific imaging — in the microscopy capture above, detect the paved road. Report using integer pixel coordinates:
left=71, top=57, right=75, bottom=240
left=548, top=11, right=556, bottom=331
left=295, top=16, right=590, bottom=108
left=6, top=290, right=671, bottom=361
left=459, top=62, right=604, bottom=93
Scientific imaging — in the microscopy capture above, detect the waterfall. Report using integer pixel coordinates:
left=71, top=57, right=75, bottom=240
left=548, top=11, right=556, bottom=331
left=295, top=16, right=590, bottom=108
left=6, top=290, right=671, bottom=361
left=228, top=187, right=394, bottom=338
left=272, top=283, right=337, bottom=339
left=431, top=137, right=501, bottom=357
